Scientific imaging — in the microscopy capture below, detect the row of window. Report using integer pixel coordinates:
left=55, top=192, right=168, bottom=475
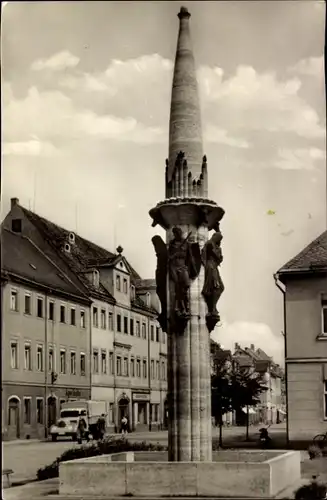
left=9, top=290, right=164, bottom=342
left=92, top=349, right=167, bottom=381
left=114, top=313, right=164, bottom=343
left=91, top=306, right=165, bottom=343
left=10, top=289, right=86, bottom=327
left=10, top=340, right=167, bottom=381
left=10, top=341, right=86, bottom=376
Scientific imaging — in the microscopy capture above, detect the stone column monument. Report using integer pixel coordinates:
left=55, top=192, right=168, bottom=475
left=149, top=6, right=225, bottom=462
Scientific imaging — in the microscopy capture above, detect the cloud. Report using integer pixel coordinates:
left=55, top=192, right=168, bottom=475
left=76, top=110, right=164, bottom=144
left=200, top=64, right=324, bottom=140
left=289, top=56, right=324, bottom=78
left=59, top=53, right=173, bottom=96
left=5, top=53, right=326, bottom=162
left=3, top=84, right=164, bottom=151
left=274, top=147, right=326, bottom=170
left=204, top=125, right=250, bottom=148
left=31, top=51, right=80, bottom=71
left=55, top=53, right=324, bottom=142
left=212, top=320, right=284, bottom=365
left=2, top=138, right=58, bottom=156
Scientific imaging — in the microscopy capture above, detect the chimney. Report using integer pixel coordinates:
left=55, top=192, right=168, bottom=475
left=11, top=197, right=19, bottom=209
left=250, top=344, right=255, bottom=351
left=234, top=342, right=239, bottom=350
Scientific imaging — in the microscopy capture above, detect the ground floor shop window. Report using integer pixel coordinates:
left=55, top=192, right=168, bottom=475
left=151, top=403, right=159, bottom=422
left=24, top=398, right=31, bottom=424
left=109, top=403, right=114, bottom=424
left=137, top=402, right=147, bottom=425
left=36, top=398, right=44, bottom=424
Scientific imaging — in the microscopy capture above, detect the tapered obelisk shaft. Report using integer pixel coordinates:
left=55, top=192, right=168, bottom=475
left=168, top=7, right=203, bottom=183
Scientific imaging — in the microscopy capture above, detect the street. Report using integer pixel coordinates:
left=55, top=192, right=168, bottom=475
left=3, top=424, right=327, bottom=500
left=2, top=425, right=285, bottom=485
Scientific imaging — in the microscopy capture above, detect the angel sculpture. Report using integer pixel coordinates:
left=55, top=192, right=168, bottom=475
left=152, top=227, right=201, bottom=334
left=201, top=229, right=225, bottom=332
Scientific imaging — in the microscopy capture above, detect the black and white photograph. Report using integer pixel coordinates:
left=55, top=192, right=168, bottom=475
left=1, top=1, right=326, bottom=499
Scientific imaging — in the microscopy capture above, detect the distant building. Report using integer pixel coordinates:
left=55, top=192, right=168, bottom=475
left=233, top=343, right=284, bottom=425
left=1, top=198, right=167, bottom=439
left=275, top=230, right=327, bottom=443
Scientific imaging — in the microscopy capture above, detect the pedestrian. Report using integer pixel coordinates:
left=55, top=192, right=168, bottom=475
left=77, top=416, right=86, bottom=443
left=121, top=415, right=128, bottom=435
left=97, top=414, right=106, bottom=441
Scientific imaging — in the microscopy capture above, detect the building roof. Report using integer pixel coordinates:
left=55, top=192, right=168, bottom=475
left=20, top=206, right=143, bottom=302
left=131, top=296, right=158, bottom=316
left=277, top=230, right=327, bottom=275
left=3, top=202, right=159, bottom=317
left=1, top=229, right=89, bottom=302
left=233, top=345, right=283, bottom=377
left=135, top=279, right=156, bottom=290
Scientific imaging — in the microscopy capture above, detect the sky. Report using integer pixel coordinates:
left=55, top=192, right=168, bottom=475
left=2, top=1, right=326, bottom=365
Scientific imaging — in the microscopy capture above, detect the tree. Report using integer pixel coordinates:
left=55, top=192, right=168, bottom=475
left=211, top=340, right=267, bottom=444
left=211, top=341, right=233, bottom=447
left=229, top=364, right=267, bottom=440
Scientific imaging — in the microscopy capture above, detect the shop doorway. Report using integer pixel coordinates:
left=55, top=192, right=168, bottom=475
left=8, top=397, right=20, bottom=438
left=118, top=397, right=130, bottom=431
left=47, top=396, right=57, bottom=429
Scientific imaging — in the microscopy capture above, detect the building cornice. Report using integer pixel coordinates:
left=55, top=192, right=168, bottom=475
left=2, top=271, right=91, bottom=306
left=276, top=268, right=327, bottom=283
left=90, top=291, right=116, bottom=305
left=114, top=341, right=132, bottom=351
left=286, top=357, right=327, bottom=363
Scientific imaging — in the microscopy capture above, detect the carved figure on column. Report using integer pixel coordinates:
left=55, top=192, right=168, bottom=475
left=201, top=227, right=225, bottom=332
left=152, top=235, right=168, bottom=333
left=168, top=227, right=201, bottom=332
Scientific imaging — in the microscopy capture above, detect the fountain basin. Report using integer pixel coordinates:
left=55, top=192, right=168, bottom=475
left=59, top=449, right=301, bottom=498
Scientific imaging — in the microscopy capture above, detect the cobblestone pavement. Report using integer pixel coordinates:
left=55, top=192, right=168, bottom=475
left=2, top=425, right=286, bottom=486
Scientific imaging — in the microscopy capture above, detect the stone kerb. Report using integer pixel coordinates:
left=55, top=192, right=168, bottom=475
left=59, top=450, right=301, bottom=498
left=268, top=450, right=301, bottom=497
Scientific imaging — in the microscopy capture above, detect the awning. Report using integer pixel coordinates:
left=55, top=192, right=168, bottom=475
left=242, top=407, right=256, bottom=414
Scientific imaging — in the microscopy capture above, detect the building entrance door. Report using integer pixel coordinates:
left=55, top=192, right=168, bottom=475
left=47, top=396, right=57, bottom=429
left=8, top=397, right=20, bottom=438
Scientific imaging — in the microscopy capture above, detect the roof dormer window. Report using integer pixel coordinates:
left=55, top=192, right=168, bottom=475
left=64, top=243, right=71, bottom=253
left=93, top=270, right=100, bottom=288
left=131, top=285, right=135, bottom=300
left=11, top=219, right=22, bottom=233
left=69, top=232, right=75, bottom=244
left=146, top=292, right=151, bottom=307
